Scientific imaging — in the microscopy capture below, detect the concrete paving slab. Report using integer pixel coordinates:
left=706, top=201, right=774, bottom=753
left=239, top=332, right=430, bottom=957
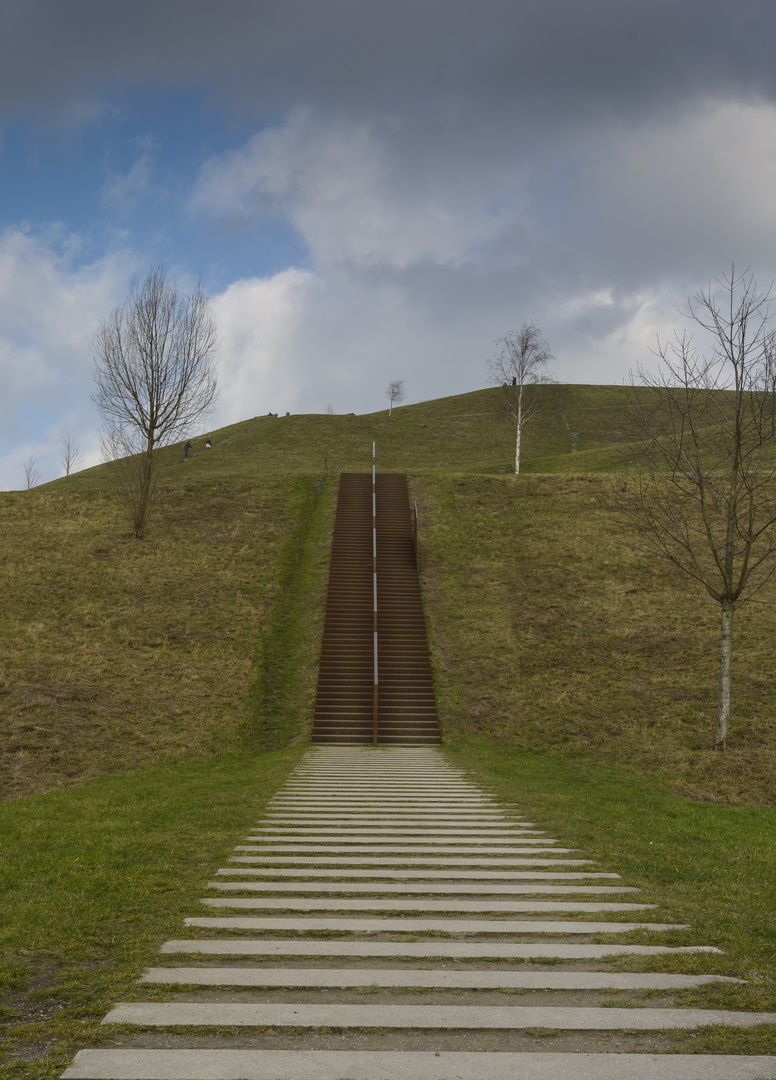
left=215, top=868, right=617, bottom=879
left=259, top=816, right=522, bottom=823
left=278, top=794, right=498, bottom=803
left=269, top=794, right=498, bottom=803
left=285, top=787, right=480, bottom=791
left=276, top=795, right=495, bottom=802
left=199, top=897, right=654, bottom=913
left=266, top=805, right=503, bottom=812
left=282, top=772, right=471, bottom=777
left=279, top=785, right=483, bottom=792
left=160, top=939, right=719, bottom=958
left=103, top=1002, right=776, bottom=1029
left=206, top=881, right=637, bottom=894
left=251, top=832, right=539, bottom=839
left=260, top=816, right=519, bottom=823
left=233, top=845, right=568, bottom=854
left=288, top=781, right=472, bottom=785
left=269, top=796, right=499, bottom=802
left=267, top=802, right=501, bottom=809
left=289, top=770, right=471, bottom=774
left=140, top=968, right=739, bottom=989
left=60, top=1049, right=776, bottom=1080
left=257, top=816, right=524, bottom=825
left=274, top=811, right=517, bottom=816
left=241, top=834, right=558, bottom=842
left=250, top=827, right=543, bottom=834
left=228, top=856, right=593, bottom=866
left=184, top=916, right=686, bottom=933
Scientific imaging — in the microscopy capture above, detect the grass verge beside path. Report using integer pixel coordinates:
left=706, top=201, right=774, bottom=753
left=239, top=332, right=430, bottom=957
left=447, top=737, right=776, bottom=1052
left=248, top=476, right=336, bottom=749
left=0, top=747, right=305, bottom=1080
left=415, top=472, right=776, bottom=805
left=0, top=475, right=331, bottom=799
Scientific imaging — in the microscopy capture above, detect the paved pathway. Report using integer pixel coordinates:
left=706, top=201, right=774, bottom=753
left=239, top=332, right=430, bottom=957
left=63, top=748, right=776, bottom=1079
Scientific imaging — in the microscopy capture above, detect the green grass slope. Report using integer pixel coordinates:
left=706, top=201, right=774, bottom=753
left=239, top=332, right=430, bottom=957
left=61, top=383, right=631, bottom=485
left=3, top=383, right=776, bottom=803
left=416, top=471, right=776, bottom=806
left=4, top=385, right=776, bottom=1076
left=2, top=384, right=624, bottom=800
left=0, top=474, right=333, bottom=799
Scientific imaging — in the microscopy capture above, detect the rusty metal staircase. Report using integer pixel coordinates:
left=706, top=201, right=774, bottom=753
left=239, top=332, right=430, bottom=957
left=311, top=471, right=440, bottom=745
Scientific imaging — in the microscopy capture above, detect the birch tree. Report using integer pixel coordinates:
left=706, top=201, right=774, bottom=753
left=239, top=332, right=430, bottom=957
left=487, top=323, right=554, bottom=474
left=92, top=266, right=219, bottom=538
left=619, top=268, right=776, bottom=749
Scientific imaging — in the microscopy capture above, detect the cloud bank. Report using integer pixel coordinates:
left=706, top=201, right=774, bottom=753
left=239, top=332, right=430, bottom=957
left=1, top=1, right=775, bottom=486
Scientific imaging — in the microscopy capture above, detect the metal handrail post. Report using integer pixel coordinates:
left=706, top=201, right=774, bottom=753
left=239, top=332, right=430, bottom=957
left=372, top=442, right=378, bottom=744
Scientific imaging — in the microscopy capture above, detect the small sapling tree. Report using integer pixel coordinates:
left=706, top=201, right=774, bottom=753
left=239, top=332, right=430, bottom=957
left=619, top=267, right=776, bottom=749
left=92, top=265, right=219, bottom=538
left=386, top=379, right=406, bottom=417
left=23, top=456, right=40, bottom=489
left=487, top=323, right=555, bottom=474
left=59, top=433, right=83, bottom=476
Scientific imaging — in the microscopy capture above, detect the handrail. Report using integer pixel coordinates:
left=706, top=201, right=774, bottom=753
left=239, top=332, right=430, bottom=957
left=372, top=441, right=378, bottom=744
left=413, top=500, right=419, bottom=571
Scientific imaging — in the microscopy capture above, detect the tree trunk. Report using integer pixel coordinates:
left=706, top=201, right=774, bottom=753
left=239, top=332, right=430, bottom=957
left=514, top=393, right=523, bottom=475
left=716, top=600, right=733, bottom=749
left=134, top=448, right=154, bottom=539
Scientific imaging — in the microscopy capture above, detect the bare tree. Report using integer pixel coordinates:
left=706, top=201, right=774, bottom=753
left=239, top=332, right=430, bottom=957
left=23, top=456, right=40, bottom=489
left=487, top=323, right=555, bottom=474
left=92, top=265, right=218, bottom=538
left=59, top=433, right=83, bottom=476
left=386, top=379, right=406, bottom=417
left=618, top=267, right=776, bottom=750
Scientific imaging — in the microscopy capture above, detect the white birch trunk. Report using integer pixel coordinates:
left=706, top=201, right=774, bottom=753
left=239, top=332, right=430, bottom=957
left=514, top=390, right=523, bottom=475
left=716, top=601, right=733, bottom=749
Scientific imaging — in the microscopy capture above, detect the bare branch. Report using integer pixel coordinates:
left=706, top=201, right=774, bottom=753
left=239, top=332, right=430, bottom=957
left=91, top=265, right=219, bottom=537
left=23, top=456, right=40, bottom=490
left=386, top=379, right=406, bottom=417
left=616, top=267, right=776, bottom=748
left=59, top=433, right=83, bottom=477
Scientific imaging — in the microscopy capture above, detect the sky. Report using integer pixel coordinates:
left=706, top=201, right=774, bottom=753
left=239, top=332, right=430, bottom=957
left=1, top=0, right=775, bottom=488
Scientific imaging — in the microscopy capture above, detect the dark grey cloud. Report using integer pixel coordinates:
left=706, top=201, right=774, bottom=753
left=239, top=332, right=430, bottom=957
left=1, top=0, right=773, bottom=129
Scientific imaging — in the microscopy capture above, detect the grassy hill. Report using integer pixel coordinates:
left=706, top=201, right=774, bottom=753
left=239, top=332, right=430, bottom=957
left=63, top=383, right=630, bottom=485
left=3, top=383, right=776, bottom=803
left=4, top=384, right=776, bottom=1076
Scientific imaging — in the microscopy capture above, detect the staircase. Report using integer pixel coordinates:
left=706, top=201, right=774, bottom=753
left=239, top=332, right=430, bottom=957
left=311, top=473, right=440, bottom=745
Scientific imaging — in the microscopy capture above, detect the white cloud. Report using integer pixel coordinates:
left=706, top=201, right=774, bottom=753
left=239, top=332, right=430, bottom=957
left=211, top=268, right=320, bottom=422
left=0, top=226, right=136, bottom=489
left=206, top=263, right=683, bottom=430
left=573, top=97, right=776, bottom=276
left=190, top=108, right=521, bottom=270
left=7, top=88, right=776, bottom=492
